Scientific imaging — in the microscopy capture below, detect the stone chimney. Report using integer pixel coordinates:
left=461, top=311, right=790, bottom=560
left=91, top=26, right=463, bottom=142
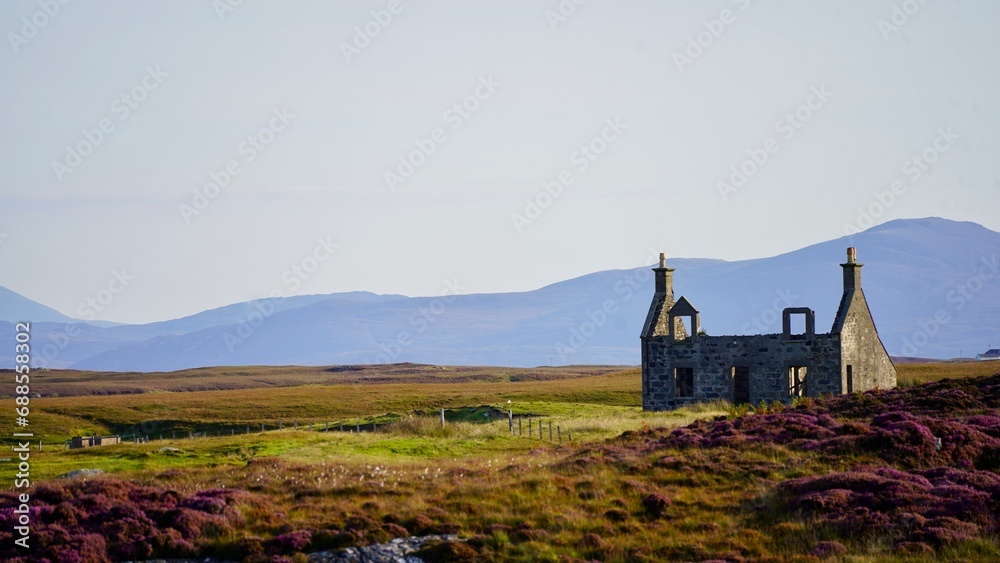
left=653, top=252, right=674, bottom=296
left=841, top=247, right=862, bottom=291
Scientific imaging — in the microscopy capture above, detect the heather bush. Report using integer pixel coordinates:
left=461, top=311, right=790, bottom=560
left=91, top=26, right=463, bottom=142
left=809, top=540, right=847, bottom=559
left=382, top=522, right=409, bottom=538
left=415, top=539, right=480, bottom=562
left=406, top=513, right=435, bottom=534
left=267, top=530, right=312, bottom=555
left=641, top=492, right=671, bottom=519
left=777, top=466, right=1000, bottom=549
left=647, top=376, right=1000, bottom=470
left=0, top=478, right=266, bottom=562
left=580, top=532, right=604, bottom=548
left=603, top=508, right=629, bottom=522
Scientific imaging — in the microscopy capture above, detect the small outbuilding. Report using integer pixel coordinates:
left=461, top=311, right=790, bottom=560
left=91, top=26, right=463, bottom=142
left=69, top=435, right=121, bottom=449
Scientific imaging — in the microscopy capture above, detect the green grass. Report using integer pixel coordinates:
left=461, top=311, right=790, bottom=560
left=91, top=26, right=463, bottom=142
left=17, top=368, right=643, bottom=444
left=895, top=359, right=1000, bottom=386
left=20, top=397, right=729, bottom=482
left=8, top=361, right=1000, bottom=561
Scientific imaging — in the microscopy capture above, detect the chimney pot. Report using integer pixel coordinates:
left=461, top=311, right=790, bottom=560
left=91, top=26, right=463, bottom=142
left=659, top=253, right=666, bottom=268
left=842, top=247, right=862, bottom=291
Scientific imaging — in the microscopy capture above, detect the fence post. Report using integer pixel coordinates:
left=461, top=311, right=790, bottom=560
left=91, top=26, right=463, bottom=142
left=172, top=430, right=176, bottom=439
left=340, top=422, right=343, bottom=432
left=509, top=410, right=514, bottom=434
left=558, top=426, right=562, bottom=445
left=294, top=420, right=297, bottom=430
left=539, top=420, right=542, bottom=439
left=356, top=422, right=360, bottom=433
left=549, top=421, right=553, bottom=442
left=38, top=441, right=42, bottom=452
left=528, top=416, right=532, bottom=438
left=278, top=418, right=283, bottom=430
left=518, top=418, right=522, bottom=436
left=440, top=407, right=445, bottom=428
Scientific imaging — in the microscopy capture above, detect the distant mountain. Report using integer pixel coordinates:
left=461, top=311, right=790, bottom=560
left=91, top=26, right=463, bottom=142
left=1, top=217, right=997, bottom=371
left=0, top=286, right=73, bottom=323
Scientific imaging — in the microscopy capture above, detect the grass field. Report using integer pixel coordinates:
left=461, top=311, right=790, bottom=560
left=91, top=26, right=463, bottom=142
left=0, top=363, right=624, bottom=397
left=895, top=359, right=1000, bottom=385
left=17, top=366, right=637, bottom=444
left=8, top=360, right=990, bottom=445
left=15, top=365, right=735, bottom=481
left=4, top=360, right=999, bottom=561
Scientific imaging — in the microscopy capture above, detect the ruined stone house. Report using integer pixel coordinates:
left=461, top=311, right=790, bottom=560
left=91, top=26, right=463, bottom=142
left=641, top=248, right=896, bottom=410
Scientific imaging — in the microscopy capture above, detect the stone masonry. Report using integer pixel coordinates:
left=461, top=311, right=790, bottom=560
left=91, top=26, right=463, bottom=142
left=641, top=248, right=896, bottom=410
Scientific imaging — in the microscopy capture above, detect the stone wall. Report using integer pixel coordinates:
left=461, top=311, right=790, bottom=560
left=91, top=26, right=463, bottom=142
left=640, top=247, right=897, bottom=412
left=836, top=291, right=897, bottom=392
left=643, top=333, right=842, bottom=410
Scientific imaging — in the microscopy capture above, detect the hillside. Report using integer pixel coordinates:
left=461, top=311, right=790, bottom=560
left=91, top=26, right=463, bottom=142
left=1, top=217, right=998, bottom=371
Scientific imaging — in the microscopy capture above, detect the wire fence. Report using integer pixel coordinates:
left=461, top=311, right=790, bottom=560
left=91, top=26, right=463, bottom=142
left=4, top=408, right=573, bottom=453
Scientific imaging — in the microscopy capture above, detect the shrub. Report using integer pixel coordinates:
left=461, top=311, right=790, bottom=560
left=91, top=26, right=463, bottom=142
left=382, top=522, right=409, bottom=538
left=0, top=478, right=269, bottom=562
left=642, top=493, right=671, bottom=519
left=415, top=540, right=480, bottom=562
left=406, top=514, right=435, bottom=535
left=776, top=466, right=1000, bottom=547
left=267, top=530, right=312, bottom=555
left=809, top=540, right=847, bottom=559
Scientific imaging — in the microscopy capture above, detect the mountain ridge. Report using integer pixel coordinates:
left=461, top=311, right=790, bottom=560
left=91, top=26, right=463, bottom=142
left=1, top=217, right=997, bottom=371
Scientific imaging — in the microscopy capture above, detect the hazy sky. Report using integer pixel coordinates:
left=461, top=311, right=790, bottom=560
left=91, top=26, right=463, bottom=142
left=1, top=1, right=997, bottom=323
